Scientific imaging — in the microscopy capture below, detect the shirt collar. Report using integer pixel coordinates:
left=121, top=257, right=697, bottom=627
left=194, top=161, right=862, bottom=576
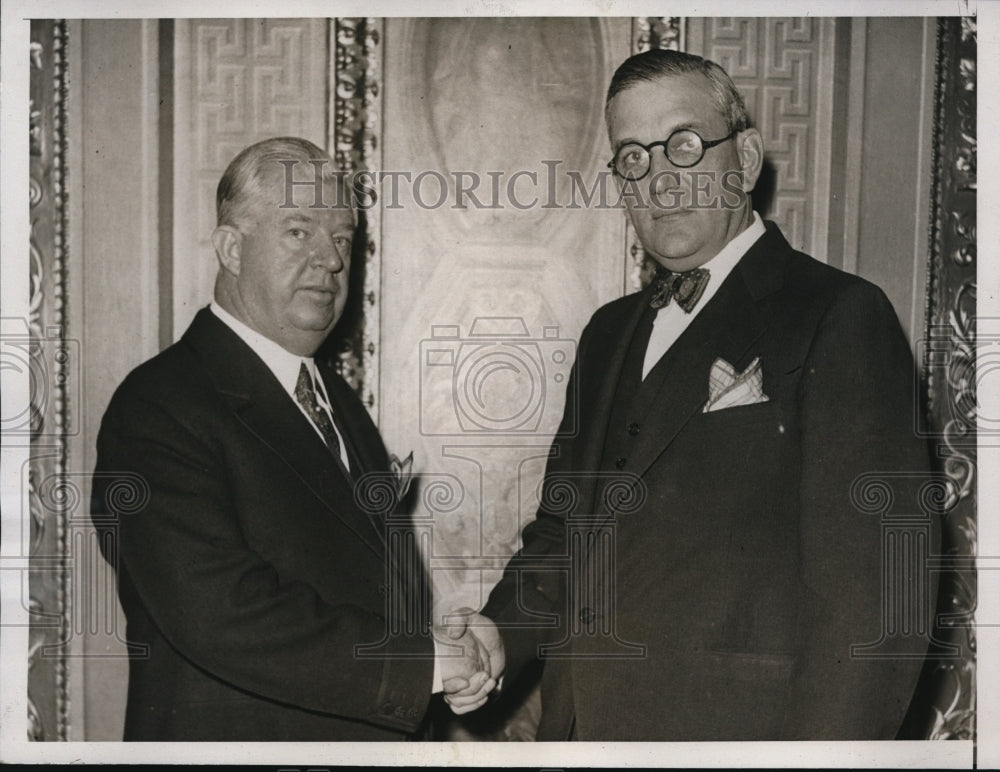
left=672, top=211, right=765, bottom=315
left=702, top=211, right=765, bottom=283
left=209, top=302, right=316, bottom=399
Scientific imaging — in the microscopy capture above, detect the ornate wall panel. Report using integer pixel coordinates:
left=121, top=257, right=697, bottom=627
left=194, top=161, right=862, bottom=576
left=26, top=19, right=72, bottom=741
left=381, top=15, right=628, bottom=598
left=171, top=19, right=329, bottom=339
left=685, top=17, right=835, bottom=261
left=379, top=17, right=632, bottom=738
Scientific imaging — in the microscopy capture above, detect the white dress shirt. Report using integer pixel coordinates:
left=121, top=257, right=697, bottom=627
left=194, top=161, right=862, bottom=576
left=209, top=303, right=351, bottom=471
left=642, top=212, right=766, bottom=379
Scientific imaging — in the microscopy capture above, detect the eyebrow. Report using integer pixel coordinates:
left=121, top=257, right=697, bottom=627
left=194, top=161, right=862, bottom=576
left=613, top=120, right=701, bottom=153
left=281, top=212, right=355, bottom=236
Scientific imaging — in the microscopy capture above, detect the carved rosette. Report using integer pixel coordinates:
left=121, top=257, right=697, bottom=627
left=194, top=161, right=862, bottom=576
left=627, top=18, right=684, bottom=291
left=27, top=19, right=72, bottom=741
left=920, top=16, right=976, bottom=741
left=331, top=18, right=384, bottom=417
left=633, top=16, right=684, bottom=54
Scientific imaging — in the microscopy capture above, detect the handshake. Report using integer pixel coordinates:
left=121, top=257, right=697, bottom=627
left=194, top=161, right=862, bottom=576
left=433, top=607, right=506, bottom=714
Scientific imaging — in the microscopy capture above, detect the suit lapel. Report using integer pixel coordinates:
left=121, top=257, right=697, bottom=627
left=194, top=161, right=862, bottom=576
left=626, top=272, right=768, bottom=480
left=182, top=310, right=386, bottom=557
left=626, top=222, right=792, bottom=483
left=316, top=360, right=426, bottom=594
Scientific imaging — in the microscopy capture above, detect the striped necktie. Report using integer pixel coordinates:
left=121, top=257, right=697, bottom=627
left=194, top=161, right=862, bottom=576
left=294, top=362, right=351, bottom=479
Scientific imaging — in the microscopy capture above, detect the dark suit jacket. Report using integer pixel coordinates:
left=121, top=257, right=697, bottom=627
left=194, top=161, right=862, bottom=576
left=483, top=222, right=939, bottom=740
left=92, top=308, right=434, bottom=740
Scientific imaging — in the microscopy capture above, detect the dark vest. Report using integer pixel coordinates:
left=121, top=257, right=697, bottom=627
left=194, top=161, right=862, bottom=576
left=598, top=304, right=677, bottom=481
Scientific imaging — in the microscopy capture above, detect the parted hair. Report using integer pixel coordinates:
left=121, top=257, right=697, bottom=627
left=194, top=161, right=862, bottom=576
left=605, top=49, right=752, bottom=134
left=216, top=136, right=347, bottom=229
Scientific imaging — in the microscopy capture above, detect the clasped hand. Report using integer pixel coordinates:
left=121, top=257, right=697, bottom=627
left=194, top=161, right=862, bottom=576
left=433, top=607, right=505, bottom=714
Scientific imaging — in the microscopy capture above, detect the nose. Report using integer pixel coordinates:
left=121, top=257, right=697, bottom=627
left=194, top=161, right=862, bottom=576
left=648, top=148, right=682, bottom=200
left=310, top=236, right=347, bottom=273
left=648, top=145, right=673, bottom=177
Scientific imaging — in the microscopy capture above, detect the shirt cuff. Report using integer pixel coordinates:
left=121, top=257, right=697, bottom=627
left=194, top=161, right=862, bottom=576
left=431, top=635, right=444, bottom=694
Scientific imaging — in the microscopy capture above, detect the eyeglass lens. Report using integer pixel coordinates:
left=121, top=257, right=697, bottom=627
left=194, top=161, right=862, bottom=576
left=614, top=129, right=707, bottom=179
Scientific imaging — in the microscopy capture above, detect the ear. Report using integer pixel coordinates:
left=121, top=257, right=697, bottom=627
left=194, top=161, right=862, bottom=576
left=211, top=225, right=242, bottom=277
left=735, top=128, right=764, bottom=192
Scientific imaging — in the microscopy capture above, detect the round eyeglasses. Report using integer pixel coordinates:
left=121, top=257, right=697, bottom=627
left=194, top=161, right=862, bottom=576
left=608, top=128, right=737, bottom=180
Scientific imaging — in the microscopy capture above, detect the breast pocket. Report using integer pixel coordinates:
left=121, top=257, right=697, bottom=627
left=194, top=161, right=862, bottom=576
left=676, top=401, right=795, bottom=492
left=697, top=400, right=788, bottom=432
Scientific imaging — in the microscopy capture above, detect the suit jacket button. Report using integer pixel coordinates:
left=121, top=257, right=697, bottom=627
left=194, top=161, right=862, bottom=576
left=377, top=583, right=387, bottom=596
left=627, top=423, right=640, bottom=436
left=615, top=457, right=626, bottom=469
left=579, top=607, right=595, bottom=624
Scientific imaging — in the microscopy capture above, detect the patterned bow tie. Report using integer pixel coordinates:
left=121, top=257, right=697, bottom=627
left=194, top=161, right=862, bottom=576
left=649, top=267, right=710, bottom=312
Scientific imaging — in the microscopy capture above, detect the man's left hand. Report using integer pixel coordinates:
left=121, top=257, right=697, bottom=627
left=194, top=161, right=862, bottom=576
left=438, top=607, right=505, bottom=714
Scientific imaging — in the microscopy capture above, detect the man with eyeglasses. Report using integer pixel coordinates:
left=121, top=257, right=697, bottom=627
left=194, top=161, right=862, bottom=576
left=464, top=49, right=937, bottom=740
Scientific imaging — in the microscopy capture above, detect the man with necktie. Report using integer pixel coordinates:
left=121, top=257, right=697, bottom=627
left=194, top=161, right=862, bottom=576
left=470, top=49, right=939, bottom=739
left=91, top=137, right=495, bottom=740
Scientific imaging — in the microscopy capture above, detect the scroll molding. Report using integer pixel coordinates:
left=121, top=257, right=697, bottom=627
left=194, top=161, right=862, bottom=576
left=27, top=18, right=72, bottom=742
left=330, top=18, right=385, bottom=417
left=920, top=15, right=976, bottom=742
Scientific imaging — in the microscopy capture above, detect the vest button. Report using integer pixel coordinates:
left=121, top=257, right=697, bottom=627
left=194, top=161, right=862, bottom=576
left=615, top=457, right=626, bottom=469
left=627, top=422, right=640, bottom=436
left=579, top=607, right=596, bottom=624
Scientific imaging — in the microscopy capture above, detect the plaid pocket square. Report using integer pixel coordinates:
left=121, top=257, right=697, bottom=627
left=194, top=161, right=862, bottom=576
left=704, top=356, right=769, bottom=413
